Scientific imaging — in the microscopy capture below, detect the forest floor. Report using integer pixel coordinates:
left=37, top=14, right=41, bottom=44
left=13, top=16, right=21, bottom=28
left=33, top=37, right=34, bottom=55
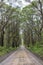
left=0, top=46, right=43, bottom=65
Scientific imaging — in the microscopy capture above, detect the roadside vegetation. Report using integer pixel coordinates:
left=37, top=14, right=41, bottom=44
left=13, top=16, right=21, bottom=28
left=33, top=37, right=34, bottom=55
left=0, top=46, right=17, bottom=56
left=28, top=43, right=43, bottom=58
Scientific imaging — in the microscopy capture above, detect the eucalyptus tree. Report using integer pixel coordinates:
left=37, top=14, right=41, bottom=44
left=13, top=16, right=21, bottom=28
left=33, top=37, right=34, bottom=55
left=31, top=0, right=43, bottom=32
left=5, top=7, right=21, bottom=48
left=30, top=0, right=43, bottom=43
left=0, top=2, right=16, bottom=46
left=22, top=5, right=36, bottom=46
left=22, top=0, right=43, bottom=46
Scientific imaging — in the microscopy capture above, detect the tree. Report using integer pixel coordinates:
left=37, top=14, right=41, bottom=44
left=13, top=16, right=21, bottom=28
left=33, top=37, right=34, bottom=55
left=22, top=0, right=43, bottom=46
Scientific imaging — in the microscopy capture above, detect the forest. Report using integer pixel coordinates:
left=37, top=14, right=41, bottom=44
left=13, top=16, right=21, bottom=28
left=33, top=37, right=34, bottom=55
left=0, top=0, right=43, bottom=60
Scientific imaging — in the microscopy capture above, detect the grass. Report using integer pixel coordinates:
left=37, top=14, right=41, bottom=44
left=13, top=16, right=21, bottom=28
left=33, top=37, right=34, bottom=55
left=0, top=46, right=17, bottom=56
left=27, top=43, right=43, bottom=57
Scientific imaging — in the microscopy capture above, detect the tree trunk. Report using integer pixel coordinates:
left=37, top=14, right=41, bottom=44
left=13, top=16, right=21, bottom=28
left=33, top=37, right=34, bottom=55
left=1, top=30, right=4, bottom=46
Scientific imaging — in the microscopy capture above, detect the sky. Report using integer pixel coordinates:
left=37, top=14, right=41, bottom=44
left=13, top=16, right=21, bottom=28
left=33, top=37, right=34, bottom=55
left=4, top=0, right=33, bottom=8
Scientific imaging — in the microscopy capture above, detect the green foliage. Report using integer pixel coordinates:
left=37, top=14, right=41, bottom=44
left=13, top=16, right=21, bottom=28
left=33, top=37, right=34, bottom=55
left=28, top=42, right=43, bottom=57
left=0, top=46, right=17, bottom=56
left=0, top=2, right=21, bottom=47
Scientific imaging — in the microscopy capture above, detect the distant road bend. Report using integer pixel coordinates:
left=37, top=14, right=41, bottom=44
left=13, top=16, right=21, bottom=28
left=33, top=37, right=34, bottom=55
left=0, top=46, right=43, bottom=65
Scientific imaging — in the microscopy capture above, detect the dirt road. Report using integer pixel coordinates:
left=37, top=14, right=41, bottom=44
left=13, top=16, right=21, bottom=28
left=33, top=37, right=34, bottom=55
left=0, top=46, right=43, bottom=65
